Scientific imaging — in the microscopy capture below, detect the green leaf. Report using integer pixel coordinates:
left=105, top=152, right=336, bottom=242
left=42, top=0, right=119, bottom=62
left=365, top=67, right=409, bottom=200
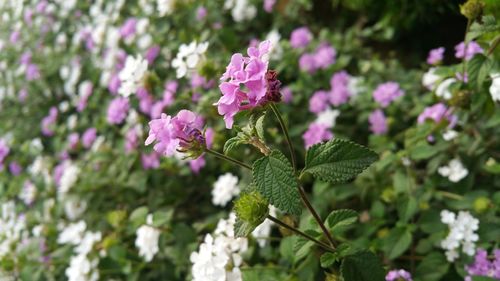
left=326, top=209, right=358, bottom=232
left=303, top=139, right=378, bottom=184
left=468, top=54, right=487, bottom=88
left=255, top=114, right=266, bottom=141
left=415, top=252, right=449, bottom=281
left=294, top=229, right=321, bottom=263
left=320, top=252, right=336, bottom=268
left=253, top=150, right=302, bottom=215
left=223, top=136, right=245, bottom=154
left=471, top=276, right=499, bottom=281
left=152, top=209, right=173, bottom=227
left=384, top=227, right=413, bottom=259
left=397, top=197, right=418, bottom=223
left=340, top=251, right=385, bottom=281
left=129, top=206, right=148, bottom=227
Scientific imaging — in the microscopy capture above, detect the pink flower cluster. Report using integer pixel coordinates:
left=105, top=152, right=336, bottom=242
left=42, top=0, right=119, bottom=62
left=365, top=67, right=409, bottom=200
left=454, top=41, right=483, bottom=61
left=372, top=82, right=404, bottom=108
left=299, top=43, right=336, bottom=73
left=145, top=110, right=205, bottom=157
left=216, top=40, right=275, bottom=128
left=417, top=103, right=457, bottom=128
left=41, top=107, right=58, bottom=136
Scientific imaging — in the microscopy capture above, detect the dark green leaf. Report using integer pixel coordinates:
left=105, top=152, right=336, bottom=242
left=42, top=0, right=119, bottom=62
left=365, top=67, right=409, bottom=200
left=326, top=209, right=358, bottom=231
left=303, top=139, right=378, bottom=184
left=224, top=136, right=245, bottom=154
left=415, top=252, right=450, bottom=281
left=384, top=227, right=413, bottom=259
left=340, top=251, right=385, bottom=281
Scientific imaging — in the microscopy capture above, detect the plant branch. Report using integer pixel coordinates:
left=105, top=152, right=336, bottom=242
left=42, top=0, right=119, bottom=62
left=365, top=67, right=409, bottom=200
left=487, top=34, right=500, bottom=56
left=298, top=187, right=337, bottom=249
left=436, top=190, right=464, bottom=200
left=269, top=103, right=297, bottom=171
left=462, top=19, right=472, bottom=77
left=205, top=149, right=252, bottom=170
left=267, top=215, right=334, bottom=252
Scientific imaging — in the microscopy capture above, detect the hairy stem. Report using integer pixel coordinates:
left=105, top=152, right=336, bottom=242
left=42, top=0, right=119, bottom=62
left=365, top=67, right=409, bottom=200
left=299, top=187, right=336, bottom=249
left=269, top=103, right=297, bottom=171
left=437, top=190, right=464, bottom=200
left=205, top=149, right=252, bottom=170
left=267, top=215, right=334, bottom=252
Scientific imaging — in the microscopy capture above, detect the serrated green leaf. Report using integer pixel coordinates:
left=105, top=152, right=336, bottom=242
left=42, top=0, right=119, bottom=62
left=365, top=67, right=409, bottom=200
left=253, top=150, right=302, bottom=215
left=340, top=251, right=385, bottom=281
left=303, top=139, right=378, bottom=184
left=326, top=209, right=358, bottom=231
left=223, top=136, right=245, bottom=154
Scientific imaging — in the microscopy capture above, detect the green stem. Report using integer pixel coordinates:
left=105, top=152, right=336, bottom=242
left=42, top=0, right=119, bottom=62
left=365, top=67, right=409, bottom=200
left=437, top=190, right=464, bottom=200
left=205, top=149, right=252, bottom=170
left=462, top=19, right=472, bottom=77
left=298, top=187, right=336, bottom=249
left=487, top=34, right=500, bottom=56
left=267, top=215, right=334, bottom=252
left=269, top=103, right=297, bottom=171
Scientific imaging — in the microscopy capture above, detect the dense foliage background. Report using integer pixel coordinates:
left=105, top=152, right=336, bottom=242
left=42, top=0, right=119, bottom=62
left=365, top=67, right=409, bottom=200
left=0, top=0, right=499, bottom=280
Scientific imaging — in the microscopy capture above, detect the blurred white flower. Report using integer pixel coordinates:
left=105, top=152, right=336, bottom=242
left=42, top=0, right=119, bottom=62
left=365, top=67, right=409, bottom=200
left=212, top=173, right=240, bottom=207
left=490, top=73, right=500, bottom=102
left=442, top=129, right=458, bottom=141
left=135, top=214, right=161, bottom=262
left=64, top=197, right=87, bottom=220
left=224, top=0, right=256, bottom=22
left=58, top=221, right=86, bottom=245
left=118, top=55, right=148, bottom=97
left=438, top=158, right=468, bottom=182
left=315, top=107, right=340, bottom=128
left=440, top=210, right=479, bottom=261
left=59, top=163, right=80, bottom=196
left=20, top=180, right=36, bottom=205
left=251, top=206, right=277, bottom=247
left=435, top=78, right=456, bottom=100
left=65, top=253, right=99, bottom=281
left=172, top=41, right=209, bottom=78
left=157, top=0, right=175, bottom=16
left=422, top=67, right=440, bottom=90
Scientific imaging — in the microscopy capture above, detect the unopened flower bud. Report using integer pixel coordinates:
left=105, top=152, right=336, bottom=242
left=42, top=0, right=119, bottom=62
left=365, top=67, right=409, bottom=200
left=473, top=197, right=490, bottom=213
left=460, top=0, right=485, bottom=20
left=234, top=191, right=269, bottom=227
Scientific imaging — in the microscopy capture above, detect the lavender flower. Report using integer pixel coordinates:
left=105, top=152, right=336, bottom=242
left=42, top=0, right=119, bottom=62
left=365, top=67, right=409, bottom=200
left=427, top=47, right=445, bottom=65
left=373, top=82, right=404, bottom=108
left=107, top=97, right=130, bottom=125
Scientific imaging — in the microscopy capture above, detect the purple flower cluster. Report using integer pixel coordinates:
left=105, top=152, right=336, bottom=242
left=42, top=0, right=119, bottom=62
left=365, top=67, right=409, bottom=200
left=216, top=40, right=277, bottom=128
left=82, top=128, right=97, bottom=149
left=41, top=107, right=58, bottom=136
left=299, top=43, right=336, bottom=73
left=329, top=71, right=351, bottom=106
left=290, top=27, right=312, bottom=49
left=373, top=82, right=404, bottom=108
left=107, top=97, right=130, bottom=125
left=0, top=139, right=9, bottom=169
left=20, top=51, right=40, bottom=81
left=302, top=123, right=333, bottom=148
left=145, top=110, right=205, bottom=158
left=263, top=0, right=276, bottom=13
left=385, top=269, right=413, bottom=281
left=427, top=47, right=445, bottom=65
left=417, top=103, right=457, bottom=128
left=455, top=41, right=483, bottom=61
left=369, top=109, right=388, bottom=135
left=465, top=248, right=500, bottom=281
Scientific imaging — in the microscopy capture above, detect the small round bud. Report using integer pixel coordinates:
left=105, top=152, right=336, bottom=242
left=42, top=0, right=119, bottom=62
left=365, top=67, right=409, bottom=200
left=460, top=0, right=485, bottom=20
left=473, top=197, right=490, bottom=213
left=234, top=191, right=269, bottom=227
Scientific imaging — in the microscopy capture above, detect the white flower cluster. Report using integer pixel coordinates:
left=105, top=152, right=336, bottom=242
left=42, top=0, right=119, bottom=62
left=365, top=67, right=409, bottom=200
left=172, top=41, right=209, bottom=78
left=265, top=30, right=283, bottom=61
left=422, top=68, right=441, bottom=90
left=440, top=210, right=479, bottom=262
left=490, top=73, right=500, bottom=102
left=190, top=213, right=248, bottom=281
left=19, top=180, right=36, bottom=205
left=135, top=214, right=161, bottom=262
left=212, top=173, right=240, bottom=207
left=57, top=221, right=102, bottom=281
left=251, top=206, right=277, bottom=248
left=438, top=158, right=468, bottom=182
left=224, top=0, right=257, bottom=22
left=0, top=201, right=26, bottom=259
left=119, top=55, right=148, bottom=97
left=315, top=107, right=341, bottom=128
left=59, top=162, right=81, bottom=197
left=157, top=0, right=175, bottom=16
left=435, top=78, right=456, bottom=100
